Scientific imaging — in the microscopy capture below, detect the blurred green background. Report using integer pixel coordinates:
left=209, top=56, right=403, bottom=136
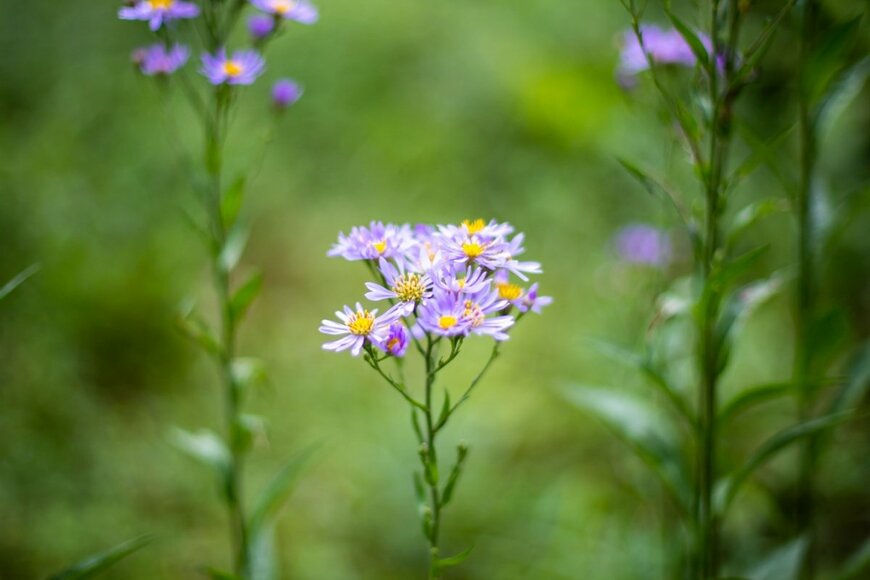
left=1, top=0, right=868, bottom=578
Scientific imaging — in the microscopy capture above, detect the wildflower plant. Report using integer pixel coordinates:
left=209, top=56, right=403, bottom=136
left=117, top=1, right=318, bottom=577
left=565, top=1, right=864, bottom=578
left=321, top=219, right=550, bottom=578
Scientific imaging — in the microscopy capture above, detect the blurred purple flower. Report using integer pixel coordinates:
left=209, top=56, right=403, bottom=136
left=377, top=323, right=409, bottom=357
left=201, top=49, right=265, bottom=86
left=618, top=25, right=710, bottom=86
left=272, top=79, right=303, bottom=108
left=248, top=14, right=275, bottom=39
left=251, top=0, right=319, bottom=24
left=119, top=0, right=200, bottom=31
left=614, top=224, right=672, bottom=267
left=133, top=44, right=189, bottom=76
left=328, top=222, right=416, bottom=261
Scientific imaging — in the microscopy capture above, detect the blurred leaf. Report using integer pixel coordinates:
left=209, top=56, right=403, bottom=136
left=735, top=0, right=797, bottom=87
left=836, top=535, right=870, bottom=580
left=220, top=226, right=249, bottom=272
left=728, top=125, right=796, bottom=194
left=221, top=175, right=246, bottom=230
left=726, top=199, right=789, bottom=249
left=818, top=57, right=870, bottom=139
left=561, top=384, right=691, bottom=514
left=806, top=308, right=850, bottom=377
left=234, top=414, right=268, bottom=454
left=715, top=273, right=786, bottom=367
left=719, top=382, right=793, bottom=424
left=715, top=413, right=849, bottom=515
left=176, top=302, right=223, bottom=356
left=746, top=536, right=809, bottom=580
left=831, top=343, right=870, bottom=413
left=232, top=357, right=268, bottom=392
left=248, top=522, right=277, bottom=580
left=585, top=338, right=695, bottom=428
left=617, top=158, right=689, bottom=226
left=711, top=245, right=768, bottom=291
left=0, top=263, right=39, bottom=301
left=204, top=569, right=243, bottom=580
left=231, top=271, right=263, bottom=324
left=248, top=443, right=319, bottom=537
left=169, top=428, right=230, bottom=474
left=733, top=121, right=798, bottom=197
left=49, top=535, right=151, bottom=580
left=435, top=545, right=474, bottom=570
left=803, top=17, right=863, bottom=108
left=664, top=8, right=709, bottom=70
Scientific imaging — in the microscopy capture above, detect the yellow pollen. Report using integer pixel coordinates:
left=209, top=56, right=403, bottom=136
left=223, top=60, right=244, bottom=77
left=462, top=218, right=486, bottom=234
left=457, top=278, right=466, bottom=290
left=393, top=273, right=424, bottom=302
left=496, top=282, right=523, bottom=301
left=150, top=0, right=174, bottom=8
left=348, top=310, right=375, bottom=336
left=438, top=315, right=458, bottom=330
left=463, top=300, right=485, bottom=328
left=462, top=242, right=485, bottom=259
left=272, top=0, right=293, bottom=14
left=386, top=337, right=401, bottom=352
left=372, top=240, right=387, bottom=254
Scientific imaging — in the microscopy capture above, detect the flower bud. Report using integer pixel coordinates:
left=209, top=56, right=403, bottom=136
left=272, top=79, right=302, bottom=109
left=248, top=14, right=275, bottom=40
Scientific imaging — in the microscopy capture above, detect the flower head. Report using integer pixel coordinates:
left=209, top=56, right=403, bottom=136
left=320, top=304, right=400, bottom=356
left=614, top=224, right=672, bottom=267
left=272, top=79, right=303, bottom=108
left=461, top=288, right=514, bottom=340
left=365, top=258, right=433, bottom=316
left=376, top=322, right=409, bottom=357
left=328, top=222, right=416, bottom=261
left=417, top=290, right=474, bottom=338
left=133, top=43, right=189, bottom=76
left=248, top=14, right=275, bottom=39
left=119, top=0, right=200, bottom=31
left=433, top=264, right=491, bottom=295
left=251, top=0, right=319, bottom=24
left=201, top=49, right=265, bottom=86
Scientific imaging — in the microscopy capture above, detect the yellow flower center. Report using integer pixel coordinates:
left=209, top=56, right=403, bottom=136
left=272, top=0, right=294, bottom=14
left=438, top=315, right=458, bottom=330
left=372, top=240, right=387, bottom=254
left=462, top=218, right=486, bottom=234
left=223, top=60, right=244, bottom=77
left=347, top=310, right=375, bottom=336
left=462, top=242, right=485, bottom=259
left=463, top=300, right=485, bottom=328
left=392, top=273, right=425, bottom=302
left=457, top=278, right=466, bottom=290
left=150, top=0, right=174, bottom=8
left=496, top=282, right=523, bottom=301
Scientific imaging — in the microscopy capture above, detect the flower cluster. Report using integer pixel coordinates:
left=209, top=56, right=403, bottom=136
left=119, top=0, right=317, bottom=105
left=321, top=219, right=551, bottom=356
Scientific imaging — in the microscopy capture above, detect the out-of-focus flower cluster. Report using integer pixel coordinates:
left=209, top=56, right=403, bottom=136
left=119, top=0, right=317, bottom=105
left=617, top=24, right=711, bottom=87
left=320, top=220, right=552, bottom=356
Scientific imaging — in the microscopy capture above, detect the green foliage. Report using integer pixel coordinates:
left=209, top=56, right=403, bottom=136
left=49, top=536, right=152, bottom=580
left=0, top=264, right=39, bottom=301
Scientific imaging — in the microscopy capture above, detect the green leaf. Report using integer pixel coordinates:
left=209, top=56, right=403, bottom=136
left=714, top=413, right=850, bottom=515
left=836, top=535, right=870, bottom=580
left=219, top=226, right=249, bottom=272
left=248, top=443, right=319, bottom=537
left=435, top=545, right=474, bottom=570
left=0, top=264, right=39, bottom=301
left=734, top=0, right=796, bottom=87
left=746, top=536, right=809, bottom=580
left=726, top=199, right=789, bottom=249
left=715, top=273, right=786, bottom=358
left=818, top=57, right=870, bottom=139
left=221, top=175, right=246, bottom=230
left=712, top=246, right=769, bottom=291
left=719, top=382, right=794, bottom=424
left=232, top=357, right=268, bottom=392
left=231, top=271, right=264, bottom=324
left=831, top=343, right=870, bottom=414
left=441, top=443, right=469, bottom=507
left=169, top=428, right=230, bottom=474
left=584, top=338, right=695, bottom=428
left=803, top=17, right=863, bottom=108
left=561, top=384, right=691, bottom=515
left=663, top=9, right=709, bottom=70
left=437, top=391, right=451, bottom=428
left=248, top=523, right=277, bottom=580
left=805, top=308, right=850, bottom=378
left=175, top=301, right=222, bottom=356
left=616, top=158, right=689, bottom=226
left=49, top=535, right=152, bottom=580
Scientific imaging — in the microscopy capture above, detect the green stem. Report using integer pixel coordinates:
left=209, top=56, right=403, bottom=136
left=423, top=336, right=442, bottom=579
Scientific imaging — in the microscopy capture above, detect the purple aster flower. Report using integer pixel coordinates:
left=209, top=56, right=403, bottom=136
left=251, top=0, right=319, bottom=24
left=272, top=79, right=303, bottom=108
left=439, top=233, right=510, bottom=271
left=433, top=264, right=491, bottom=295
left=493, top=271, right=552, bottom=314
left=500, top=232, right=542, bottom=281
left=417, top=290, right=473, bottom=338
left=376, top=322, right=409, bottom=357
left=517, top=283, right=552, bottom=314
left=248, top=14, right=275, bottom=39
left=328, top=222, right=416, bottom=261
left=614, top=224, right=672, bottom=267
left=618, top=25, right=710, bottom=86
left=461, top=288, right=514, bottom=341
left=365, top=258, right=433, bottom=316
left=438, top=218, right=514, bottom=240
left=201, top=49, right=265, bottom=86
left=134, top=43, right=189, bottom=76
left=119, top=0, right=200, bottom=31
left=320, top=303, right=401, bottom=356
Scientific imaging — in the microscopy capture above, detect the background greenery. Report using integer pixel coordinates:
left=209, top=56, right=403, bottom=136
left=1, top=0, right=867, bottom=578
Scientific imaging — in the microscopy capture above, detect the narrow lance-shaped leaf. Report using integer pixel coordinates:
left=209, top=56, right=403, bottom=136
left=248, top=443, right=320, bottom=537
left=561, top=384, right=692, bottom=515
left=231, top=270, right=264, bottom=324
left=830, top=343, right=870, bottom=414
left=714, top=413, right=850, bottom=515
left=803, top=16, right=862, bottom=108
left=435, top=545, right=474, bottom=570
left=219, top=225, right=249, bottom=272
left=718, top=382, right=794, bottom=425
left=0, top=264, right=39, bottom=301
left=745, top=536, right=809, bottom=580
left=726, top=199, right=789, bottom=250
left=49, top=535, right=152, bottom=580
left=220, top=175, right=246, bottom=230
left=616, top=158, right=690, bottom=228
left=664, top=8, right=709, bottom=70
left=169, top=428, right=231, bottom=474
left=836, top=535, right=870, bottom=580
left=248, top=522, right=277, bottom=580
